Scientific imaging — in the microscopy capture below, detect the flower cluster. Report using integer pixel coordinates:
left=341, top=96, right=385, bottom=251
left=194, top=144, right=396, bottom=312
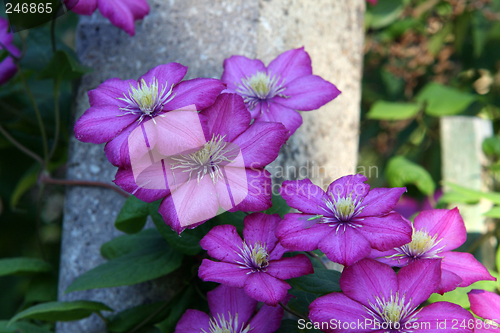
left=0, top=18, right=21, bottom=85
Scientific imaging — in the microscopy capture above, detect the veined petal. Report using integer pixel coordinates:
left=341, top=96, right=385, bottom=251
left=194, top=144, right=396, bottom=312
left=257, top=102, right=303, bottom=137
left=326, top=174, right=369, bottom=202
left=276, top=213, right=331, bottom=251
left=266, top=255, right=314, bottom=280
left=113, top=167, right=169, bottom=202
left=414, top=302, right=474, bottom=333
left=88, top=78, right=137, bottom=107
left=198, top=260, right=249, bottom=288
left=96, top=0, right=149, bottom=36
left=229, top=168, right=273, bottom=213
left=358, top=213, right=412, bottom=251
left=222, top=55, right=266, bottom=92
left=468, top=289, right=500, bottom=322
left=358, top=187, right=407, bottom=217
left=441, top=251, right=495, bottom=288
left=369, top=247, right=410, bottom=267
left=165, top=78, right=226, bottom=112
left=138, top=63, right=187, bottom=90
left=247, top=303, right=284, bottom=333
left=242, top=213, right=281, bottom=253
left=70, top=0, right=97, bottom=15
left=267, top=47, right=312, bottom=84
left=318, top=227, right=371, bottom=266
left=174, top=309, right=210, bottom=333
left=397, top=259, right=441, bottom=308
left=279, top=179, right=329, bottom=214
left=207, top=285, right=257, bottom=330
left=340, top=259, right=398, bottom=308
left=243, top=272, right=290, bottom=306
left=104, top=121, right=138, bottom=167
left=438, top=267, right=462, bottom=294
left=199, top=224, right=243, bottom=263
left=273, top=75, right=341, bottom=111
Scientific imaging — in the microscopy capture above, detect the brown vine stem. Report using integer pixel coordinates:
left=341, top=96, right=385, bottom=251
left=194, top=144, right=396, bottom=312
left=40, top=176, right=130, bottom=198
left=306, top=251, right=328, bottom=269
left=279, top=302, right=309, bottom=321
left=0, top=123, right=45, bottom=166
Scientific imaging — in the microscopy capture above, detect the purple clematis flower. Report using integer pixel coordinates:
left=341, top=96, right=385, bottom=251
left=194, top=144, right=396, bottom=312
left=74, top=63, right=226, bottom=167
left=198, top=212, right=314, bottom=306
left=221, top=47, right=341, bottom=136
left=66, top=0, right=149, bottom=36
left=175, top=284, right=284, bottom=333
left=371, top=208, right=495, bottom=294
left=113, top=94, right=287, bottom=234
left=276, top=174, right=412, bottom=266
left=0, top=18, right=21, bottom=85
left=309, top=259, right=474, bottom=333
left=468, top=290, right=500, bottom=332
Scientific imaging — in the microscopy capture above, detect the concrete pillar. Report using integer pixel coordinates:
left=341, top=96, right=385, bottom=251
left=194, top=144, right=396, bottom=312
left=57, top=1, right=364, bottom=331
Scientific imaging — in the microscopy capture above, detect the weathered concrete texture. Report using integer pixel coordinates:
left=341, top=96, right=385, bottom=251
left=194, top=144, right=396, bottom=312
left=58, top=0, right=364, bottom=331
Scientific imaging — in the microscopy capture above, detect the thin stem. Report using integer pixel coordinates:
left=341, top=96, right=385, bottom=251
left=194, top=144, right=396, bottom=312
left=50, top=12, right=57, bottom=53
left=95, top=311, right=110, bottom=333
left=15, top=62, right=49, bottom=163
left=40, top=176, right=130, bottom=198
left=48, top=80, right=61, bottom=161
left=35, top=184, right=47, bottom=261
left=306, top=251, right=328, bottom=269
left=279, top=302, right=309, bottom=321
left=0, top=123, right=44, bottom=166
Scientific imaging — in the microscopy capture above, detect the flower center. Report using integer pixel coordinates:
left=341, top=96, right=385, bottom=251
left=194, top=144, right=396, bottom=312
left=201, top=313, right=251, bottom=333
left=117, top=77, right=175, bottom=123
left=319, top=191, right=364, bottom=234
left=365, top=292, right=419, bottom=332
left=235, top=71, right=287, bottom=110
left=170, top=134, right=237, bottom=184
left=235, top=241, right=270, bottom=273
left=388, top=229, right=444, bottom=262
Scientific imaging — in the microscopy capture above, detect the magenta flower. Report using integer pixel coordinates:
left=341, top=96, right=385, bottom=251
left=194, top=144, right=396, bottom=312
left=175, top=284, right=283, bottom=333
left=276, top=174, right=411, bottom=266
left=221, top=47, right=341, bottom=136
left=66, top=0, right=149, bottom=36
left=74, top=63, right=226, bottom=167
left=113, top=94, right=287, bottom=234
left=367, top=0, right=378, bottom=5
left=468, top=290, right=500, bottom=332
left=0, top=18, right=21, bottom=85
left=371, top=208, right=495, bottom=294
left=198, top=213, right=314, bottom=306
left=309, top=259, right=474, bottom=333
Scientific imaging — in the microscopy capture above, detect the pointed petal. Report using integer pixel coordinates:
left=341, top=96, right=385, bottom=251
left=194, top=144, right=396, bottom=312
left=309, top=293, right=374, bottom=333
left=269, top=242, right=288, bottom=261
left=415, top=302, right=474, bottom=333
left=279, top=179, right=329, bottom=214
left=71, top=0, right=97, bottom=15
left=469, top=289, right=500, bottom=321
left=274, top=75, right=341, bottom=111
left=438, top=267, right=462, bottom=294
left=257, top=102, right=303, bottom=137
left=326, top=174, right=369, bottom=202
left=222, top=55, right=266, bottom=92
left=198, top=260, right=249, bottom=288
left=247, top=303, right=284, bottom=333
left=358, top=187, right=407, bottom=217
left=138, top=63, right=187, bottom=89
left=166, top=78, right=226, bottom=112
left=242, top=213, right=281, bottom=252
left=243, top=272, right=290, bottom=306
left=368, top=247, right=410, bottom=267
left=441, top=251, right=495, bottom=288
left=358, top=213, right=412, bottom=251
left=340, top=259, right=398, bottom=308
left=113, top=167, right=169, bottom=202
left=267, top=47, right=312, bottom=84
left=174, top=309, right=210, bottom=333
left=276, top=213, right=331, bottom=251
left=413, top=208, right=466, bottom=252
left=229, top=168, right=273, bottom=213
left=398, top=259, right=441, bottom=308
left=318, top=227, right=371, bottom=266
left=232, top=122, right=287, bottom=168
left=88, top=78, right=137, bottom=107
left=200, top=224, right=243, bottom=263
left=97, top=0, right=148, bottom=36
left=104, top=122, right=138, bottom=167
left=207, top=285, right=257, bottom=329
left=266, top=255, right=313, bottom=280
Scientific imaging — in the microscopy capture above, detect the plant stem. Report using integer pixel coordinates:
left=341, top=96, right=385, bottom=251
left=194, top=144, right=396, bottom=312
left=279, top=302, right=309, bottom=321
left=40, top=175, right=130, bottom=198
left=35, top=184, right=47, bottom=261
left=48, top=80, right=61, bottom=161
left=307, top=251, right=328, bottom=269
left=0, top=123, right=44, bottom=166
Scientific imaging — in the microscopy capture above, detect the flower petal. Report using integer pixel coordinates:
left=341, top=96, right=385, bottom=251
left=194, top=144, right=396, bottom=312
left=326, top=174, right=369, bottom=202
left=222, top=55, right=266, bottom=92
left=207, top=285, right=257, bottom=329
left=166, top=78, right=226, bottom=112
left=138, top=63, right=187, bottom=90
left=340, top=258, right=398, bottom=308
left=438, top=267, right=462, bottom=294
left=257, top=102, right=303, bottom=137
left=198, top=260, right=249, bottom=288
left=88, top=78, right=137, bottom=107
left=243, top=272, right=290, bottom=306
left=0, top=57, right=17, bottom=85
left=358, top=213, right=412, bottom=251
left=469, top=289, right=500, bottom=321
left=242, top=213, right=281, bottom=252
left=273, top=75, right=341, bottom=111
left=397, top=259, right=441, bottom=308
left=70, top=0, right=97, bottom=15
left=247, top=303, right=284, bottom=333
left=318, top=227, right=371, bottom=266
left=266, top=255, right=313, bottom=280
left=276, top=213, right=332, bottom=251
left=229, top=168, right=273, bottom=213
left=200, top=224, right=243, bottom=263
left=413, top=208, right=466, bottom=252
left=113, top=167, right=169, bottom=202
left=97, top=0, right=149, bottom=36
left=279, top=179, right=329, bottom=214
left=441, top=251, right=495, bottom=288
left=267, top=47, right=312, bottom=84
left=104, top=121, right=138, bottom=167
left=414, top=301, right=474, bottom=333
left=358, top=187, right=407, bottom=217
left=174, top=309, right=210, bottom=333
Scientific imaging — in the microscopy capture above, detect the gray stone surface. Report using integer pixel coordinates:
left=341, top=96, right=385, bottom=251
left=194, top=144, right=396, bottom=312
left=58, top=1, right=364, bottom=331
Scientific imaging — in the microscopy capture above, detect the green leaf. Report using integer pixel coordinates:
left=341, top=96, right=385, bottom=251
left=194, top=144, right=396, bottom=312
left=149, top=201, right=206, bottom=256
left=66, top=238, right=182, bottom=293
left=416, top=83, right=476, bottom=116
left=484, top=206, right=500, bottom=218
left=107, top=302, right=171, bottom=333
left=288, top=289, right=318, bottom=315
left=0, top=321, right=52, bottom=333
left=275, top=319, right=322, bottom=333
left=115, top=195, right=149, bottom=234
left=25, top=274, right=58, bottom=304
left=472, top=10, right=493, bottom=58
left=155, top=287, right=195, bottom=333
left=101, top=229, right=165, bottom=260
left=367, top=101, right=421, bottom=120
left=8, top=301, right=112, bottom=324
left=289, top=269, right=341, bottom=295
left=264, top=194, right=291, bottom=218
left=10, top=164, right=40, bottom=209
left=368, top=0, right=405, bottom=29
left=438, top=191, right=479, bottom=205
left=445, top=182, right=500, bottom=205
left=497, top=246, right=500, bottom=272
left=37, top=50, right=92, bottom=82
left=482, top=136, right=500, bottom=157
left=0, top=258, right=52, bottom=277
left=385, top=156, right=436, bottom=196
